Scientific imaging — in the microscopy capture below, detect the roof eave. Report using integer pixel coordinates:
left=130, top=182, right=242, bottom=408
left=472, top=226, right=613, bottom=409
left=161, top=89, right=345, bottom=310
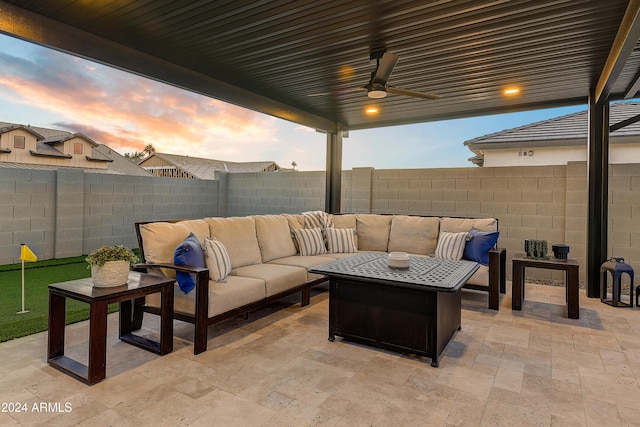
left=29, top=150, right=72, bottom=159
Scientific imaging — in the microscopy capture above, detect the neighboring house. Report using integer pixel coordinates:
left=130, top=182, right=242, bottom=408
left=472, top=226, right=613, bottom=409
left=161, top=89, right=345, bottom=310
left=139, top=152, right=281, bottom=179
left=464, top=102, right=640, bottom=167
left=94, top=145, right=152, bottom=176
left=0, top=122, right=150, bottom=175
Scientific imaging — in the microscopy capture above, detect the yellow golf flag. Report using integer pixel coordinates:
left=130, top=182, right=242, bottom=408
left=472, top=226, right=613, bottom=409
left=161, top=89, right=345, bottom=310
left=20, top=244, right=37, bottom=262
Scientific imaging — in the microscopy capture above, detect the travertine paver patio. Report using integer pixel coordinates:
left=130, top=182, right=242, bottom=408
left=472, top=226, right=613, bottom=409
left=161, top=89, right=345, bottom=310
left=1, top=281, right=640, bottom=426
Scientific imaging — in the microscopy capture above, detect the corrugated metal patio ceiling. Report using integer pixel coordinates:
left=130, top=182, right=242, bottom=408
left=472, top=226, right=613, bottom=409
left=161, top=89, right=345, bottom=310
left=0, top=0, right=638, bottom=132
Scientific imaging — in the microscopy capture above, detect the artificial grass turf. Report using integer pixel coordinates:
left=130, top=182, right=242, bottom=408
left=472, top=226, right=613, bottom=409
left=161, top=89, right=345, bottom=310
left=0, top=257, right=118, bottom=343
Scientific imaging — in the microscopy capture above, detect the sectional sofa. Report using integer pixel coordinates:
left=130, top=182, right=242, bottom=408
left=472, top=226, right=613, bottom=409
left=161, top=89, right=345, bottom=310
left=134, top=213, right=506, bottom=355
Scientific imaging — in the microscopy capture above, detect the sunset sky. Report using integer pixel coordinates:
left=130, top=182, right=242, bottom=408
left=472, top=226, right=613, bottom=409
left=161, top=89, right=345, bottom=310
left=0, top=33, right=588, bottom=171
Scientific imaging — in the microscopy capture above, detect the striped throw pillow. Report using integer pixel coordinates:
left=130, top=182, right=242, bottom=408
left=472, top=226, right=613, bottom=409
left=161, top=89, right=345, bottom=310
left=292, top=227, right=327, bottom=256
left=203, top=237, right=232, bottom=282
left=324, top=228, right=357, bottom=253
left=435, top=231, right=470, bottom=260
left=302, top=211, right=334, bottom=229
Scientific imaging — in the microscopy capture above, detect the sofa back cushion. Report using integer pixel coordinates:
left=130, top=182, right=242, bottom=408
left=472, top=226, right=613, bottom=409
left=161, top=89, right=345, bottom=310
left=440, top=217, right=498, bottom=233
left=356, top=214, right=392, bottom=252
left=138, top=219, right=210, bottom=279
left=282, top=213, right=305, bottom=231
left=388, top=215, right=440, bottom=255
left=332, top=214, right=356, bottom=229
left=206, top=216, right=262, bottom=268
left=254, top=215, right=298, bottom=262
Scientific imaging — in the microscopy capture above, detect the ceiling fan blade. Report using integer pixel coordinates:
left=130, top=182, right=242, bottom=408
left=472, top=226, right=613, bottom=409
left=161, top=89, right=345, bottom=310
left=307, top=87, right=366, bottom=97
left=387, top=86, right=440, bottom=100
left=372, top=52, right=399, bottom=84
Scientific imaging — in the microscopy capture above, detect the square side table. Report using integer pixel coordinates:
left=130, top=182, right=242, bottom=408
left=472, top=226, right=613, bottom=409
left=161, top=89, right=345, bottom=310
left=48, top=272, right=174, bottom=385
left=512, top=257, right=579, bottom=319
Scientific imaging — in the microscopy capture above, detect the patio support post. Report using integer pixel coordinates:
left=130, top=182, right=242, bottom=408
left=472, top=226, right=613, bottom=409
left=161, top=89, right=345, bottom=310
left=586, top=92, right=609, bottom=298
left=325, top=126, right=343, bottom=213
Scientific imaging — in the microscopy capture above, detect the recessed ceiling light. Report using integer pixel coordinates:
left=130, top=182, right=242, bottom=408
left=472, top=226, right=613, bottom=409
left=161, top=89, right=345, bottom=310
left=504, top=87, right=520, bottom=95
left=365, top=107, right=379, bottom=114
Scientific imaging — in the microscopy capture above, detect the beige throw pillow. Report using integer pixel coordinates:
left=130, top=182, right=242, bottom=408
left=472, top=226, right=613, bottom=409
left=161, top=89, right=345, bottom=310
left=324, top=228, right=357, bottom=253
left=203, top=237, right=232, bottom=282
left=435, top=231, right=470, bottom=260
left=292, top=227, right=327, bottom=256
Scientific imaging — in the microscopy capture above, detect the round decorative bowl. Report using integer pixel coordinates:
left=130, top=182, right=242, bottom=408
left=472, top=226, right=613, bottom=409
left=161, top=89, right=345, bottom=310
left=552, top=244, right=570, bottom=260
left=388, top=252, right=410, bottom=269
left=91, top=260, right=130, bottom=287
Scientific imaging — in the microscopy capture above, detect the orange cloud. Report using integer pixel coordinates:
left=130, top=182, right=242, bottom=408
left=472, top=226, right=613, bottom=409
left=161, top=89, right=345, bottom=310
left=0, top=49, right=280, bottom=161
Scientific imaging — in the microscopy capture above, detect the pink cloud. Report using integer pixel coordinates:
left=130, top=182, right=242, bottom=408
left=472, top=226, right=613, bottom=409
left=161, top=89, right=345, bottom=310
left=0, top=48, right=280, bottom=160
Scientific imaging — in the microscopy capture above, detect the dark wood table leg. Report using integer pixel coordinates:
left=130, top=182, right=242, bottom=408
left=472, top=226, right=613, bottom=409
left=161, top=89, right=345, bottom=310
left=160, top=282, right=174, bottom=355
left=88, top=301, right=108, bottom=385
left=119, top=299, right=133, bottom=337
left=512, top=261, right=524, bottom=311
left=131, top=297, right=145, bottom=330
left=328, top=278, right=337, bottom=342
left=500, top=249, right=507, bottom=294
left=48, top=292, right=66, bottom=360
left=567, top=266, right=579, bottom=319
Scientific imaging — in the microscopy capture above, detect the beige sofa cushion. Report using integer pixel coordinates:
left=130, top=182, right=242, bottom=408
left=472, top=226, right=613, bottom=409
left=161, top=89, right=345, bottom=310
left=440, top=217, right=498, bottom=233
left=356, top=214, right=392, bottom=252
left=206, top=216, right=262, bottom=268
left=269, top=255, right=336, bottom=281
left=282, top=213, right=305, bottom=231
left=138, top=219, right=210, bottom=279
left=145, top=276, right=266, bottom=317
left=254, top=215, right=297, bottom=262
left=232, top=263, right=307, bottom=297
left=388, top=215, right=440, bottom=255
left=465, top=265, right=489, bottom=287
left=333, top=214, right=357, bottom=229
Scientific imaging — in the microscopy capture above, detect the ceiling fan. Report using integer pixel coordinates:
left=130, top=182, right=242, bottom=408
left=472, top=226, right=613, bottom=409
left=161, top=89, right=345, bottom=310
left=364, top=51, right=440, bottom=100
left=308, top=51, right=440, bottom=100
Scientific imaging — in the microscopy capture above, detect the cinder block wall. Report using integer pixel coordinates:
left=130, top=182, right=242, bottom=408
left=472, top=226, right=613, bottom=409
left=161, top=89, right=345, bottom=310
left=2, top=168, right=56, bottom=265
left=0, top=169, right=219, bottom=264
left=609, top=164, right=640, bottom=270
left=226, top=171, right=325, bottom=216
left=4, top=162, right=639, bottom=286
left=223, top=162, right=616, bottom=284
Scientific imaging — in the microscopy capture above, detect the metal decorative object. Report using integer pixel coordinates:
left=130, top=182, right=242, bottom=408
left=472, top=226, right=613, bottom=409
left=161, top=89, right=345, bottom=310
left=524, top=239, right=548, bottom=259
left=552, top=244, right=570, bottom=260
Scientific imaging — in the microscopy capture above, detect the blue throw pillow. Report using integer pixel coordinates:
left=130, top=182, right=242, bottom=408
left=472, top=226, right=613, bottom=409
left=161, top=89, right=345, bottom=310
left=463, top=228, right=499, bottom=266
left=174, top=232, right=205, bottom=294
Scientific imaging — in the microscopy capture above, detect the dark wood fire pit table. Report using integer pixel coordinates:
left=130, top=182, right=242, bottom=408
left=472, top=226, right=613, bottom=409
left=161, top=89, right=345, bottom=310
left=310, top=253, right=479, bottom=367
left=48, top=272, right=174, bottom=385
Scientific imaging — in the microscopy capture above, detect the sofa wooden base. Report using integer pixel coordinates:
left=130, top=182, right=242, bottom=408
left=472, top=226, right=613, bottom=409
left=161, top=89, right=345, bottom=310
left=135, top=272, right=327, bottom=355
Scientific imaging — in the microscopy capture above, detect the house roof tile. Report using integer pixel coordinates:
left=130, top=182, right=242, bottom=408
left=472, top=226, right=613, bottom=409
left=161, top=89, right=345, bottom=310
left=465, top=102, right=640, bottom=147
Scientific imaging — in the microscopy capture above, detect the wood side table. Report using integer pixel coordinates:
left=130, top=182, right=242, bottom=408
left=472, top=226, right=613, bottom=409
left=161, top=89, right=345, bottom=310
left=48, top=272, right=174, bottom=385
left=512, top=257, right=579, bottom=319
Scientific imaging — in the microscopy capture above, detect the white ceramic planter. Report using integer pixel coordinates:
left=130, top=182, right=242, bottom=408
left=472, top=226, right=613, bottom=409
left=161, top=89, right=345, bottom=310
left=91, top=260, right=130, bottom=287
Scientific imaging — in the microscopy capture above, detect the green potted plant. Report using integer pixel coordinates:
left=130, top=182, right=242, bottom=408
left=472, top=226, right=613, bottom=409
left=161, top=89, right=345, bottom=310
left=86, top=245, right=139, bottom=287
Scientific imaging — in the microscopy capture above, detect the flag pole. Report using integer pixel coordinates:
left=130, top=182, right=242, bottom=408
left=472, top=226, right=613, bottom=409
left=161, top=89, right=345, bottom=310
left=17, top=243, right=31, bottom=314
left=17, top=258, right=29, bottom=314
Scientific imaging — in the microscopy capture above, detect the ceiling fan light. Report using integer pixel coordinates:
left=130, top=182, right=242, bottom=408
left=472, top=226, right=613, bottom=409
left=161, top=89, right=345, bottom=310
left=367, top=82, right=387, bottom=99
